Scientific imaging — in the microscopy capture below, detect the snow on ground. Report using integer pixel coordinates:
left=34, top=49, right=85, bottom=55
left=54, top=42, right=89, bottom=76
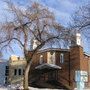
left=0, top=85, right=61, bottom=90
left=0, top=85, right=90, bottom=90
left=28, top=87, right=61, bottom=90
left=0, top=87, right=7, bottom=90
left=0, top=87, right=61, bottom=90
left=0, top=84, right=60, bottom=90
left=0, top=87, right=90, bottom=90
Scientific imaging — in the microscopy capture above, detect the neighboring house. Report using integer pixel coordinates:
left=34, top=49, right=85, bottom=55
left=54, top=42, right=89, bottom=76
left=0, top=55, right=26, bottom=85
left=28, top=33, right=90, bottom=89
left=8, top=55, right=26, bottom=85
left=0, top=60, right=9, bottom=85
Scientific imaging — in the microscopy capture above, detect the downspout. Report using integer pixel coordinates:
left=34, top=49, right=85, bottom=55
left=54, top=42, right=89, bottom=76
left=69, top=51, right=71, bottom=86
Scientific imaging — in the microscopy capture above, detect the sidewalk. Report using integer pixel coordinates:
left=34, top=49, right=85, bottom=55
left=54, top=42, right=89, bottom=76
left=74, top=87, right=90, bottom=90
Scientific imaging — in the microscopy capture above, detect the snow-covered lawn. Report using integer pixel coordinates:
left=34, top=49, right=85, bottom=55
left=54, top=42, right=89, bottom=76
left=0, top=87, right=7, bottom=90
left=0, top=84, right=61, bottom=90
left=1, top=84, right=90, bottom=90
left=0, top=87, right=90, bottom=90
left=0, top=86, right=61, bottom=90
left=0, top=85, right=61, bottom=90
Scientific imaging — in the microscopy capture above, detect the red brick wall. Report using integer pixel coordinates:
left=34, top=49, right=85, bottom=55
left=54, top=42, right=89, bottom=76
left=28, top=47, right=90, bottom=89
left=70, top=46, right=89, bottom=88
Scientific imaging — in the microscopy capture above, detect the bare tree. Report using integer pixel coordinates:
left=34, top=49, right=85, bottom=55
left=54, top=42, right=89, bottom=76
left=0, top=1, right=70, bottom=89
left=70, top=3, right=90, bottom=34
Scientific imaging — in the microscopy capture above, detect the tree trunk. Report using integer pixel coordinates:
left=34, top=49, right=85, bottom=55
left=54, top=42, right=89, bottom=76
left=23, top=61, right=31, bottom=90
left=24, top=71, right=29, bottom=90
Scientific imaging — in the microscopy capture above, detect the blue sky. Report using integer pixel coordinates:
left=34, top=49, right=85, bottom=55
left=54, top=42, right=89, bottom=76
left=0, top=0, right=90, bottom=59
left=0, top=0, right=89, bottom=25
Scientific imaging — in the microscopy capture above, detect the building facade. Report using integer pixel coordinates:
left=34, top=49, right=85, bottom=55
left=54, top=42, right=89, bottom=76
left=0, top=55, right=26, bottom=86
left=28, top=33, right=90, bottom=89
left=8, top=55, right=26, bottom=85
left=0, top=60, right=9, bottom=85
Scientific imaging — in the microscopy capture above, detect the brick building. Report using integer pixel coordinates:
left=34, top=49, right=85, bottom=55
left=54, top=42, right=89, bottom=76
left=28, top=33, right=90, bottom=89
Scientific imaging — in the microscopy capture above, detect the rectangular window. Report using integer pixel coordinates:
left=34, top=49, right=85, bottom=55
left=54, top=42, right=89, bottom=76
left=14, top=69, right=17, bottom=75
left=60, top=53, right=64, bottom=63
left=6, top=66, right=9, bottom=69
left=18, top=69, right=21, bottom=75
left=5, top=66, right=9, bottom=76
left=23, top=69, right=25, bottom=75
left=5, top=77, right=8, bottom=84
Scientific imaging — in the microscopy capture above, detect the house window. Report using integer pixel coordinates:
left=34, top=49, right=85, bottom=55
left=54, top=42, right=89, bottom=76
left=47, top=51, right=55, bottom=64
left=60, top=53, right=64, bottom=63
left=50, top=53, right=54, bottom=64
left=5, top=77, right=8, bottom=84
left=40, top=55, right=43, bottom=64
left=50, top=51, right=54, bottom=55
left=18, top=69, right=22, bottom=75
left=5, top=66, right=9, bottom=76
left=23, top=69, right=25, bottom=75
left=14, top=69, right=17, bottom=75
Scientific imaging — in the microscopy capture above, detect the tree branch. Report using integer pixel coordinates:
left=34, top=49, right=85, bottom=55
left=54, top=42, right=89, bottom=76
left=0, top=37, right=24, bottom=47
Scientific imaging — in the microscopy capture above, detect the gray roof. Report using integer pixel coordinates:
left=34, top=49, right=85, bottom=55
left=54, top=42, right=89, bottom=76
left=35, top=63, right=61, bottom=70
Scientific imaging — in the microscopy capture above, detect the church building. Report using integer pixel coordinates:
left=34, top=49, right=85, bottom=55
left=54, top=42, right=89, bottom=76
left=28, top=33, right=90, bottom=89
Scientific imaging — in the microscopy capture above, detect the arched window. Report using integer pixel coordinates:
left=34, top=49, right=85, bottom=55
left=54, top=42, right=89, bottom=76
left=60, top=53, right=64, bottom=63
left=50, top=52, right=54, bottom=64
left=40, top=55, right=43, bottom=64
left=47, top=51, right=55, bottom=64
